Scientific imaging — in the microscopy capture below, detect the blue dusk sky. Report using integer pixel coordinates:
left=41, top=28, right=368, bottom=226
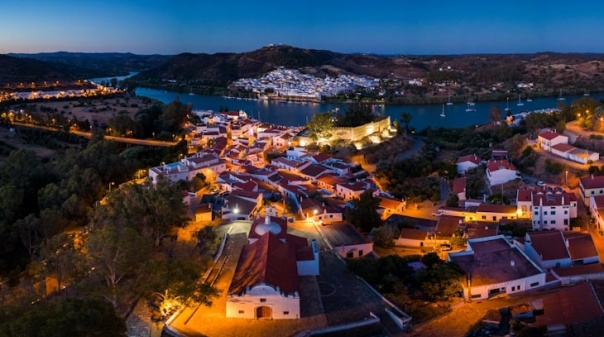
left=2, top=1, right=604, bottom=55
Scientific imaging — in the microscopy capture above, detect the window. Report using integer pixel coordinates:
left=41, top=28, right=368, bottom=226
left=551, top=211, right=556, bottom=215
left=564, top=210, right=568, bottom=215
left=518, top=285, right=521, bottom=290
left=283, top=311, right=289, bottom=315
left=592, top=191, right=595, bottom=195
left=239, top=310, right=245, bottom=314
left=551, top=220, right=556, bottom=224
left=534, top=211, right=539, bottom=215
left=530, top=282, right=540, bottom=287
left=544, top=211, right=547, bottom=215
left=346, top=252, right=353, bottom=258
left=471, top=294, right=481, bottom=299
left=511, top=286, right=515, bottom=291
left=359, top=250, right=363, bottom=257
left=564, top=219, right=568, bottom=225
left=482, top=216, right=486, bottom=220
left=260, top=298, right=266, bottom=303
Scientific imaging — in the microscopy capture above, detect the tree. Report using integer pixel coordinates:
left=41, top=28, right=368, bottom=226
left=92, top=178, right=189, bottom=247
left=345, top=191, right=382, bottom=233
left=400, top=112, right=412, bottom=134
left=86, top=225, right=151, bottom=308
left=489, top=104, right=502, bottom=123
left=0, top=297, right=126, bottom=337
left=372, top=224, right=399, bottom=248
left=572, top=97, right=597, bottom=130
left=306, top=112, right=333, bottom=144
left=445, top=193, right=459, bottom=208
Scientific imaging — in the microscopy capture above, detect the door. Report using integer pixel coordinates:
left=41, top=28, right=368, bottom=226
left=256, top=306, right=272, bottom=319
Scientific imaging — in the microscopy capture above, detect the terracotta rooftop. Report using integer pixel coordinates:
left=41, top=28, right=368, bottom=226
left=450, top=237, right=543, bottom=287
left=317, top=173, right=345, bottom=186
left=456, top=154, right=481, bottom=165
left=564, top=232, right=599, bottom=261
left=377, top=195, right=404, bottom=210
left=453, top=177, right=466, bottom=194
left=319, top=222, right=369, bottom=246
left=539, top=131, right=566, bottom=141
left=592, top=195, right=604, bottom=208
left=399, top=228, right=428, bottom=241
left=551, top=143, right=575, bottom=153
left=229, top=233, right=299, bottom=295
left=486, top=159, right=516, bottom=172
left=476, top=203, right=518, bottom=214
left=552, top=264, right=604, bottom=278
left=535, top=283, right=603, bottom=327
left=436, top=215, right=463, bottom=238
left=581, top=175, right=604, bottom=190
left=527, top=231, right=570, bottom=261
left=299, top=164, right=331, bottom=178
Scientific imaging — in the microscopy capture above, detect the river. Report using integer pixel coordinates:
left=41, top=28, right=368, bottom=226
left=135, top=88, right=604, bottom=131
left=91, top=74, right=602, bottom=131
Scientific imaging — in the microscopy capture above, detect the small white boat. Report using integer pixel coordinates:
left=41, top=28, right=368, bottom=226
left=517, top=94, right=524, bottom=106
left=465, top=102, right=476, bottom=112
left=446, top=93, right=453, bottom=106
left=440, top=104, right=446, bottom=117
left=558, top=89, right=565, bottom=101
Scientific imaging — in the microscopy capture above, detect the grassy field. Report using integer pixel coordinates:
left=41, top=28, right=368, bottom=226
left=7, top=96, right=155, bottom=127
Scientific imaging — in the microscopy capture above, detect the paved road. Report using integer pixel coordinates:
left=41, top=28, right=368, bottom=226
left=396, top=136, right=424, bottom=161
left=11, top=121, right=178, bottom=147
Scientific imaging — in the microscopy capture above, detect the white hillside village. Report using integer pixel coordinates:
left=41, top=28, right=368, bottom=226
left=232, top=67, right=380, bottom=101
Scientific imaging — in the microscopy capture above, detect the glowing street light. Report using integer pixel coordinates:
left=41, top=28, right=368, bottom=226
left=109, top=182, right=115, bottom=192
left=565, top=171, right=568, bottom=187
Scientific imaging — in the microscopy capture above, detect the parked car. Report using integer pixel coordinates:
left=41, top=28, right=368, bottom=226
left=537, top=181, right=545, bottom=187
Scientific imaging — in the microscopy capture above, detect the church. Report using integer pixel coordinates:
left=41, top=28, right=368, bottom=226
left=226, top=212, right=319, bottom=319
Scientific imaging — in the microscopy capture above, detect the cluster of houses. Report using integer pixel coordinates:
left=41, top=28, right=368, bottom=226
left=148, top=110, right=411, bottom=320
left=232, top=67, right=380, bottom=101
left=537, top=130, right=599, bottom=164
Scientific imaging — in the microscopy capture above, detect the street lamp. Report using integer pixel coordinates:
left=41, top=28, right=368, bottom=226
left=109, top=182, right=114, bottom=192
left=565, top=171, right=568, bottom=187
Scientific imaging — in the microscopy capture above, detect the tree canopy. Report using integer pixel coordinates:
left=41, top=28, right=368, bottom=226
left=306, top=112, right=333, bottom=143
left=345, top=191, right=382, bottom=233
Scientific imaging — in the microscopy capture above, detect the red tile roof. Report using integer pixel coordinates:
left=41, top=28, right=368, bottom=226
left=527, top=231, right=570, bottom=261
left=551, top=143, right=575, bottom=153
left=456, top=154, right=481, bottom=165
left=539, top=131, right=566, bottom=141
left=476, top=203, right=518, bottom=214
left=453, top=177, right=466, bottom=194
left=580, top=175, right=604, bottom=190
left=552, top=264, right=604, bottom=278
left=592, top=195, right=604, bottom=208
left=229, top=233, right=299, bottom=295
left=535, top=283, right=603, bottom=327
left=486, top=160, right=516, bottom=172
left=563, top=232, right=599, bottom=261
left=399, top=228, right=428, bottom=241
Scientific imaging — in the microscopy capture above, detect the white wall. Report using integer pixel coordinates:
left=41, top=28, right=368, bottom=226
left=226, top=284, right=300, bottom=319
left=466, top=273, right=545, bottom=300
left=333, top=242, right=374, bottom=259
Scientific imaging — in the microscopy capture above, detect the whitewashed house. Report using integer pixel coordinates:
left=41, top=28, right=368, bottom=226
left=449, top=236, right=545, bottom=301
left=486, top=160, right=518, bottom=186
left=580, top=175, right=604, bottom=206
left=456, top=154, right=481, bottom=174
left=538, top=131, right=568, bottom=152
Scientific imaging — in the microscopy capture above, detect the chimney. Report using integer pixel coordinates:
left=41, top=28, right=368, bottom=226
left=510, top=260, right=515, bottom=267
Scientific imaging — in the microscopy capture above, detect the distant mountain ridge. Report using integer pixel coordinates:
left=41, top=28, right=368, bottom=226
left=128, top=45, right=604, bottom=98
left=7, top=52, right=171, bottom=78
left=0, top=54, right=108, bottom=85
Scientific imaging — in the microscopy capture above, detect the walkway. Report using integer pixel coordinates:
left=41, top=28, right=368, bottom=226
left=396, top=136, right=423, bottom=161
left=11, top=121, right=178, bottom=147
